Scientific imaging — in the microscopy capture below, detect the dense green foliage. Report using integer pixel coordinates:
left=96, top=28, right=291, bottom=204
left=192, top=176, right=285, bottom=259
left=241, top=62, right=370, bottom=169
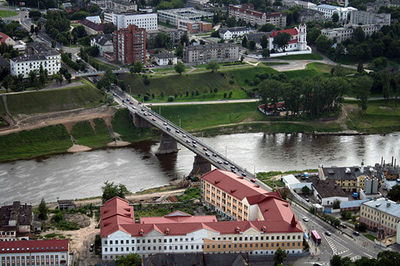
left=115, top=253, right=142, bottom=266
left=102, top=181, right=130, bottom=203
left=71, top=119, right=112, bottom=148
left=0, top=20, right=28, bottom=40
left=38, top=199, right=48, bottom=220
left=388, top=184, right=400, bottom=202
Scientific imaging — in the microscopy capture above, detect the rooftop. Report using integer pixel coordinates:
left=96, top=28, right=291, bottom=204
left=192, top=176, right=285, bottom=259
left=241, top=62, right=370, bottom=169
left=0, top=32, right=12, bottom=45
left=0, top=201, right=32, bottom=228
left=363, top=198, right=400, bottom=218
left=309, top=176, right=348, bottom=198
left=93, top=34, right=113, bottom=46
left=184, top=42, right=238, bottom=51
left=154, top=52, right=177, bottom=59
left=0, top=240, right=68, bottom=254
left=157, top=7, right=213, bottom=17
left=219, top=27, right=248, bottom=34
left=80, top=18, right=104, bottom=32
left=270, top=28, right=298, bottom=38
left=322, top=166, right=375, bottom=181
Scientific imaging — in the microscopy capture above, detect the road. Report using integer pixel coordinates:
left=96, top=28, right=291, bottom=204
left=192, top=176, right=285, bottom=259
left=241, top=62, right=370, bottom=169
left=290, top=202, right=385, bottom=265
left=111, top=87, right=272, bottom=192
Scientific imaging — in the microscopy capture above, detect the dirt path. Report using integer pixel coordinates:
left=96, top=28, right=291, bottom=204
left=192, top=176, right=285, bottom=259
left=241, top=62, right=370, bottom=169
left=0, top=106, right=116, bottom=136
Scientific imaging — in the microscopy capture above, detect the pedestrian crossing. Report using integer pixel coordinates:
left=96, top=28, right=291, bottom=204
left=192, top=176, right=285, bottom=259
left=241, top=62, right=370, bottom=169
left=325, top=236, right=349, bottom=255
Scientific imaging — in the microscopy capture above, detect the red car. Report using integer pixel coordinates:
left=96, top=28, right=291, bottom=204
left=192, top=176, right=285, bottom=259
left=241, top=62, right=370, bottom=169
left=250, top=179, right=256, bottom=183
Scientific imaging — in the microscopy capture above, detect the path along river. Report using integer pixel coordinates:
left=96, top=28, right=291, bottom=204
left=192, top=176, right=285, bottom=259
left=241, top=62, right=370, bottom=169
left=1, top=132, right=399, bottom=204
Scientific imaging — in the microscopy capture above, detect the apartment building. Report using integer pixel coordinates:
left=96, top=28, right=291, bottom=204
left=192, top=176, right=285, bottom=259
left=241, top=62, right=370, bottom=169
left=91, top=34, right=113, bottom=56
left=104, top=0, right=137, bottom=13
left=316, top=4, right=357, bottom=21
left=219, top=27, right=250, bottom=40
left=350, top=10, right=391, bottom=26
left=157, top=8, right=213, bottom=27
left=113, top=24, right=146, bottom=64
left=178, top=20, right=212, bottom=33
left=0, top=202, right=32, bottom=242
left=101, top=170, right=304, bottom=260
left=360, top=198, right=400, bottom=236
left=228, top=4, right=286, bottom=28
left=104, top=12, right=158, bottom=31
left=10, top=42, right=60, bottom=78
left=0, top=239, right=70, bottom=266
left=321, top=24, right=380, bottom=42
left=183, top=43, right=239, bottom=64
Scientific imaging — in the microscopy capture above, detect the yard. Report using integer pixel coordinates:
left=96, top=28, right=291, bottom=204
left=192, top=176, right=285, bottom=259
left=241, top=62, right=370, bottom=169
left=0, top=10, right=18, bottom=17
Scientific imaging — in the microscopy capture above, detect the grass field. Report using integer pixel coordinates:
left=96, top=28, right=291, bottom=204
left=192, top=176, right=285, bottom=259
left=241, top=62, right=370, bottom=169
left=273, top=52, right=323, bottom=60
left=0, top=10, right=18, bottom=17
left=4, top=82, right=104, bottom=115
left=346, top=100, right=400, bottom=133
left=71, top=119, right=112, bottom=148
left=284, top=62, right=355, bottom=79
left=0, top=125, right=72, bottom=161
left=89, top=57, right=116, bottom=71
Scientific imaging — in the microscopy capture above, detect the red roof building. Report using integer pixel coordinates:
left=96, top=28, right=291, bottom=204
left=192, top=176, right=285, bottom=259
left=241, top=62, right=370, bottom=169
left=0, top=239, right=69, bottom=265
left=228, top=5, right=286, bottom=28
left=0, top=32, right=16, bottom=46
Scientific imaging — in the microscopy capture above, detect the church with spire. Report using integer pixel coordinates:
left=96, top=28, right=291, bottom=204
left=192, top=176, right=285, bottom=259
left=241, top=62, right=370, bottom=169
left=268, top=22, right=308, bottom=53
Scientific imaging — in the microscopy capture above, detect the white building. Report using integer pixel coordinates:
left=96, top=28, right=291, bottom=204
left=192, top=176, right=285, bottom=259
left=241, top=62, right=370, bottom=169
left=157, top=8, right=213, bottom=27
left=104, top=12, right=158, bottom=31
left=153, top=53, right=177, bottom=66
left=10, top=51, right=61, bottom=78
left=0, top=239, right=70, bottom=266
left=219, top=27, right=250, bottom=40
left=316, top=4, right=357, bottom=22
left=269, top=22, right=307, bottom=52
left=321, top=24, right=380, bottom=42
left=281, top=174, right=312, bottom=193
left=350, top=10, right=391, bottom=26
left=85, top=15, right=102, bottom=24
left=91, top=34, right=113, bottom=56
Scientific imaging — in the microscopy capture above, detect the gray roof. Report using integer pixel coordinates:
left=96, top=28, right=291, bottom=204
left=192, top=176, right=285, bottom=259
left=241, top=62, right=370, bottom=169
left=93, top=34, right=113, bottom=46
left=322, top=166, right=376, bottom=181
left=154, top=52, right=176, bottom=59
left=340, top=199, right=368, bottom=209
left=219, top=27, right=248, bottom=34
left=362, top=198, right=400, bottom=218
left=309, top=176, right=347, bottom=198
left=185, top=42, right=237, bottom=51
left=246, top=32, right=270, bottom=43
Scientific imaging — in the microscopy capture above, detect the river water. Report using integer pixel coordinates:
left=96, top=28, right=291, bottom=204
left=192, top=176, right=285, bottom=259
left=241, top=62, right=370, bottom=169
left=1, top=132, right=399, bottom=204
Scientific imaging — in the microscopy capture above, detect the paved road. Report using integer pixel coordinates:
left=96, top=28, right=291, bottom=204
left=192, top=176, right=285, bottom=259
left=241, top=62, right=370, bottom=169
left=145, top=99, right=260, bottom=106
left=111, top=87, right=272, bottom=192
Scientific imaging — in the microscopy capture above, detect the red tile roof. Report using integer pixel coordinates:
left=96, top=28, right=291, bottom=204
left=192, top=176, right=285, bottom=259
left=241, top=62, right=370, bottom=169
left=270, top=28, right=298, bottom=38
left=140, top=211, right=217, bottom=224
left=0, top=240, right=68, bottom=254
left=80, top=19, right=104, bottom=32
left=0, top=32, right=10, bottom=45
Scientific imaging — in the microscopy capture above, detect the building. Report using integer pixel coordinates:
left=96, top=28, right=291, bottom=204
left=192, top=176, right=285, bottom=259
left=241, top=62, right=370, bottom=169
left=219, top=27, right=250, bottom=40
left=9, top=43, right=60, bottom=78
left=57, top=200, right=76, bottom=211
left=350, top=10, right=391, bottom=26
left=157, top=8, right=213, bottom=27
left=104, top=0, right=137, bottom=13
left=100, top=171, right=303, bottom=260
left=281, top=174, right=312, bottom=193
left=0, top=32, right=16, bottom=46
left=269, top=23, right=307, bottom=52
left=360, top=198, right=400, bottom=236
left=246, top=32, right=270, bottom=49
left=309, top=176, right=348, bottom=207
left=282, top=0, right=317, bottom=9
left=153, top=52, right=177, bottom=66
left=113, top=24, right=146, bottom=64
left=0, top=239, right=70, bottom=265
left=104, top=12, right=158, bottom=31
left=85, top=15, right=102, bottom=24
left=228, top=4, right=287, bottom=28
left=91, top=34, right=114, bottom=56
left=340, top=199, right=369, bottom=212
left=183, top=43, right=239, bottom=64
left=316, top=4, right=357, bottom=22
left=12, top=40, right=26, bottom=52
left=80, top=18, right=104, bottom=35
left=299, top=9, right=325, bottom=23
left=178, top=20, right=212, bottom=33
left=0, top=202, right=32, bottom=242
left=151, top=27, right=188, bottom=45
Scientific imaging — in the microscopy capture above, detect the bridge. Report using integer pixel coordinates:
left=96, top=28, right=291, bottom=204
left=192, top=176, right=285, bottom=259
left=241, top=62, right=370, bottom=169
left=75, top=69, right=129, bottom=77
left=111, top=87, right=272, bottom=192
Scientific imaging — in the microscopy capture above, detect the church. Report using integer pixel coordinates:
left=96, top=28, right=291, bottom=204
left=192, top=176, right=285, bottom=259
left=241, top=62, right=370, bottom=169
left=268, top=22, right=307, bottom=53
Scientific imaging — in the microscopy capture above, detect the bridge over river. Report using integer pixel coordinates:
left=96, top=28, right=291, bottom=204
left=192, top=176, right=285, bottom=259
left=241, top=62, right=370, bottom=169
left=111, top=87, right=272, bottom=192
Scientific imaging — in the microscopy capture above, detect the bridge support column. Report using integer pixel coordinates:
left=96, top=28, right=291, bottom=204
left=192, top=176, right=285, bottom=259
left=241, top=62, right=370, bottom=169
left=189, top=155, right=211, bottom=177
left=156, top=133, right=178, bottom=155
left=132, top=113, right=151, bottom=128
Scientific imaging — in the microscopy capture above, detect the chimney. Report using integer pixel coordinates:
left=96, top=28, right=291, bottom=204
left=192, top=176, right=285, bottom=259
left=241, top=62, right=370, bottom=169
left=387, top=202, right=391, bottom=208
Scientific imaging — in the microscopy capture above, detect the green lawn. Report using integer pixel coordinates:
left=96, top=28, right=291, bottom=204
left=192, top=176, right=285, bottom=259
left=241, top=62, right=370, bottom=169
left=4, top=83, right=104, bottom=116
left=89, top=57, right=116, bottom=71
left=346, top=100, right=400, bottom=133
left=71, top=119, right=112, bottom=148
left=0, top=10, right=18, bottom=17
left=0, top=125, right=72, bottom=161
left=273, top=52, right=323, bottom=60
left=284, top=63, right=355, bottom=79
left=364, top=233, right=377, bottom=241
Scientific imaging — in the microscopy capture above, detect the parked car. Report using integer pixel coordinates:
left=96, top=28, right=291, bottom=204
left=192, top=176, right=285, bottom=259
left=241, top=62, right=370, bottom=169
left=353, top=231, right=360, bottom=236
left=303, top=217, right=310, bottom=222
left=250, top=179, right=256, bottom=183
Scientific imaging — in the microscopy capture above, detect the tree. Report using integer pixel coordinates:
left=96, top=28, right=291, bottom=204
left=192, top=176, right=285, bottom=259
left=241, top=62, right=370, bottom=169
left=354, top=75, right=372, bottom=111
left=307, top=28, right=321, bottom=45
left=315, top=35, right=332, bottom=53
left=248, top=40, right=256, bottom=50
left=272, top=32, right=291, bottom=51
left=388, top=184, right=400, bottom=202
left=175, top=44, right=183, bottom=58
left=38, top=198, right=48, bottom=220
left=102, top=181, right=130, bottom=203
left=357, top=62, right=364, bottom=73
left=103, top=23, right=116, bottom=34
left=358, top=222, right=367, bottom=232
left=274, top=248, right=286, bottom=265
left=115, top=253, right=141, bottom=266
left=30, top=24, right=35, bottom=34
left=353, top=27, right=366, bottom=43
left=174, top=62, right=185, bottom=75
left=241, top=36, right=247, bottom=47
left=1, top=75, right=12, bottom=92
left=206, top=61, right=219, bottom=72
left=332, top=12, right=339, bottom=23
left=262, top=49, right=270, bottom=58
left=341, top=211, right=352, bottom=220
left=130, top=61, right=143, bottom=74
left=28, top=70, right=37, bottom=85
left=210, top=30, right=220, bottom=38
left=301, top=186, right=310, bottom=195
left=330, top=255, right=343, bottom=266
left=260, top=23, right=275, bottom=32
left=260, top=35, right=268, bottom=49
left=52, top=72, right=63, bottom=84
left=180, top=33, right=189, bottom=46
left=333, top=200, right=341, bottom=209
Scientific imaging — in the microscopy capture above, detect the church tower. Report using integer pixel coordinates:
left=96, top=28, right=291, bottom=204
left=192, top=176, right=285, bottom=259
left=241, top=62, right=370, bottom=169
left=298, top=21, right=307, bottom=51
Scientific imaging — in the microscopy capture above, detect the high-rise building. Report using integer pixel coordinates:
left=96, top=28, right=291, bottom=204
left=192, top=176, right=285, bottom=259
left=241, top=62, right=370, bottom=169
left=113, top=24, right=146, bottom=64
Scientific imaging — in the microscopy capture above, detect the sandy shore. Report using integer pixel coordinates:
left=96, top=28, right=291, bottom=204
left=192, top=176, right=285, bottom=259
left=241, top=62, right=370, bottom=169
left=67, top=144, right=92, bottom=153
left=107, top=140, right=131, bottom=147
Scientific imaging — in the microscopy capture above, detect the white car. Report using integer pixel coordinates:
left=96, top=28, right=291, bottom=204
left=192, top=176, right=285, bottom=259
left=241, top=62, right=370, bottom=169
left=303, top=217, right=310, bottom=222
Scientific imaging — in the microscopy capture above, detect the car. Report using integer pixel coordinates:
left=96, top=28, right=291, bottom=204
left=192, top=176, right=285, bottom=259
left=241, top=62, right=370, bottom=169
left=212, top=153, right=217, bottom=157
left=340, top=223, right=347, bottom=229
left=223, top=161, right=228, bottom=165
left=302, top=217, right=309, bottom=222
left=205, top=152, right=210, bottom=156
left=132, top=107, right=136, bottom=110
left=192, top=140, right=197, bottom=144
left=325, top=231, right=331, bottom=236
left=89, top=247, right=93, bottom=252
left=152, top=118, right=156, bottom=121
left=231, top=169, right=236, bottom=173
left=217, top=160, right=222, bottom=164
left=186, top=140, right=190, bottom=143
left=141, top=108, right=145, bottom=112
left=192, top=144, right=197, bottom=148
left=305, top=198, right=310, bottom=202
left=90, top=243, right=94, bottom=248
left=130, top=101, right=133, bottom=104
left=143, top=113, right=147, bottom=116
left=176, top=129, right=180, bottom=133
left=250, top=179, right=256, bottom=183
left=203, top=147, right=208, bottom=151
left=166, top=127, right=171, bottom=131
left=182, top=134, right=186, bottom=138
left=163, top=122, right=168, bottom=126
left=241, top=172, right=247, bottom=177
left=353, top=231, right=360, bottom=236
left=231, top=166, right=236, bottom=169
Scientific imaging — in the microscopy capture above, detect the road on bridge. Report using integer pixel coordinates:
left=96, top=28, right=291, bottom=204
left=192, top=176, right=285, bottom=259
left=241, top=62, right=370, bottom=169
left=111, top=87, right=272, bottom=192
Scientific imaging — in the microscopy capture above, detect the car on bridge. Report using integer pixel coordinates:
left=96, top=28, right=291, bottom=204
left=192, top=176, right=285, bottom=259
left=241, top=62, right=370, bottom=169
left=250, top=179, right=256, bottom=183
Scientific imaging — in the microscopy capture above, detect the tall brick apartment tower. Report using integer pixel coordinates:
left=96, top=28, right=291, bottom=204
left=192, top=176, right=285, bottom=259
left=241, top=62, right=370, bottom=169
left=113, top=24, right=146, bottom=65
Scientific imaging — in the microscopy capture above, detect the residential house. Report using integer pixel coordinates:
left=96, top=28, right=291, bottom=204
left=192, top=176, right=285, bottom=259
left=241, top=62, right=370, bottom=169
left=0, top=202, right=32, bottom=241
left=91, top=34, right=113, bottom=56
left=153, top=52, right=177, bottom=66
left=219, top=27, right=250, bottom=40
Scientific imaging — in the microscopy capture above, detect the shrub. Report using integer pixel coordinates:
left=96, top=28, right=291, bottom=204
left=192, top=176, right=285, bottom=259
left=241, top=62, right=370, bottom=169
left=167, top=96, right=174, bottom=102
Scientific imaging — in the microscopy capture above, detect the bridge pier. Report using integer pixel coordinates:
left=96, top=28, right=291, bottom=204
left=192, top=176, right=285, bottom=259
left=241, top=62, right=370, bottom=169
left=189, top=155, right=211, bottom=177
left=156, top=133, right=178, bottom=155
left=132, top=113, right=152, bottom=128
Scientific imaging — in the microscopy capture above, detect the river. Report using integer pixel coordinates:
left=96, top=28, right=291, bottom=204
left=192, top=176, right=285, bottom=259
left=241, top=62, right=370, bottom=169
left=1, top=132, right=399, bottom=204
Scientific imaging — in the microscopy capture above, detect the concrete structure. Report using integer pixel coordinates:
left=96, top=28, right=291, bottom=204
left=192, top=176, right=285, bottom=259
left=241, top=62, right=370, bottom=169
left=113, top=24, right=146, bottom=64
left=149, top=28, right=188, bottom=45
left=282, top=0, right=316, bottom=9
left=281, top=174, right=312, bottom=193
left=104, top=0, right=137, bottom=13
left=321, top=24, right=380, bottom=42
left=86, top=15, right=102, bottom=24
left=360, top=198, right=400, bottom=236
left=316, top=4, right=357, bottom=22
left=340, top=199, right=368, bottom=212
left=0, top=239, right=69, bottom=265
left=104, top=12, right=158, bottom=31
left=91, top=34, right=113, bottom=56
left=0, top=32, right=16, bottom=46
left=183, top=43, right=239, bottom=64
left=350, top=10, right=391, bottom=26
left=12, top=40, right=26, bottom=52
left=80, top=18, right=104, bottom=35
left=309, top=176, right=348, bottom=207
left=178, top=20, right=212, bottom=33
left=57, top=200, right=76, bottom=211
left=157, top=8, right=213, bottom=27
left=229, top=4, right=286, bottom=28
left=299, top=9, right=325, bottom=23
left=269, top=23, right=308, bottom=52
left=10, top=42, right=60, bottom=78
left=0, top=202, right=32, bottom=242
left=219, top=27, right=250, bottom=40
left=153, top=52, right=177, bottom=66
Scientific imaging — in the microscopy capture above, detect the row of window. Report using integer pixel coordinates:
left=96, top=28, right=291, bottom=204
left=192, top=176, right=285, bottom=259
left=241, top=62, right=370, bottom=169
left=104, top=244, right=204, bottom=253
left=207, top=242, right=301, bottom=249
left=211, top=234, right=301, bottom=241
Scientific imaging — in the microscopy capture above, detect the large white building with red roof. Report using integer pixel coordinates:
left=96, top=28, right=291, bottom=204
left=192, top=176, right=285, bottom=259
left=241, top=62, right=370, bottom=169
left=0, top=239, right=69, bottom=265
left=100, top=170, right=304, bottom=260
left=268, top=22, right=308, bottom=52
